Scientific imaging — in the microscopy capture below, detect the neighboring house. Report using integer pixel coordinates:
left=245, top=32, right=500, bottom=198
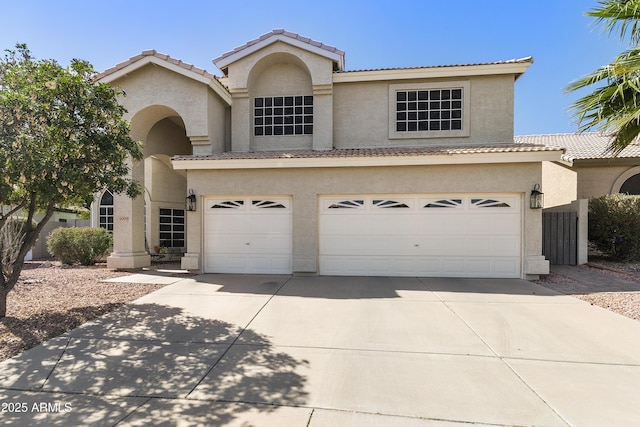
left=515, top=133, right=640, bottom=199
left=0, top=206, right=89, bottom=259
left=93, top=29, right=576, bottom=279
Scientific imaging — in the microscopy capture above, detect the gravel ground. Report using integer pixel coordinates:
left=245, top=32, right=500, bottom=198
left=535, top=263, right=640, bottom=322
left=0, top=261, right=168, bottom=362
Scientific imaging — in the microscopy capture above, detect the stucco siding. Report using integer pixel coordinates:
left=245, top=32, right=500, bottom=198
left=574, top=165, right=631, bottom=199
left=115, top=65, right=210, bottom=137
left=542, top=161, right=577, bottom=207
left=207, top=91, right=228, bottom=154
left=333, top=75, right=515, bottom=148
left=144, top=119, right=191, bottom=157
left=227, top=41, right=334, bottom=89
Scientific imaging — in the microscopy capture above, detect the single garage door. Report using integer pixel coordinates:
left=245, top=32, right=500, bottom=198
left=203, top=197, right=292, bottom=274
left=319, top=194, right=521, bottom=278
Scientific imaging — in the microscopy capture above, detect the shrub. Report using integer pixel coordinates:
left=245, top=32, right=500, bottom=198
left=47, top=227, right=112, bottom=266
left=589, top=194, right=640, bottom=261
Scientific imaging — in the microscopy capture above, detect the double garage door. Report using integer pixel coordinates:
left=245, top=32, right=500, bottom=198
left=204, top=194, right=521, bottom=278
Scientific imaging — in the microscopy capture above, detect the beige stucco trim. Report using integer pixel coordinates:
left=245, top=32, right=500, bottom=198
left=332, top=60, right=533, bottom=83
left=388, top=81, right=471, bottom=139
left=172, top=151, right=562, bottom=170
left=611, top=165, right=640, bottom=194
left=98, top=56, right=232, bottom=105
left=214, top=34, right=345, bottom=71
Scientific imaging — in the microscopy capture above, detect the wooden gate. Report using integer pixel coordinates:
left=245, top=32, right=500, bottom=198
left=542, top=211, right=578, bottom=265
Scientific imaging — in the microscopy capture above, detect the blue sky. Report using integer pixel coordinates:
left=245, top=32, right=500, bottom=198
left=0, top=0, right=627, bottom=136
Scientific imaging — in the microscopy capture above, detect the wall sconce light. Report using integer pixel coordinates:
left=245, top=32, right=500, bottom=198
left=186, top=189, right=197, bottom=212
left=530, top=184, right=544, bottom=209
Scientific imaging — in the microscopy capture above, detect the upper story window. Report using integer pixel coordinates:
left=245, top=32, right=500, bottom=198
left=396, top=89, right=462, bottom=132
left=389, top=81, right=470, bottom=139
left=254, top=96, right=313, bottom=136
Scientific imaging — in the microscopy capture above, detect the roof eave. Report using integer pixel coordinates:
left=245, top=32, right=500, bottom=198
left=332, top=58, right=534, bottom=83
left=213, top=33, right=345, bottom=73
left=172, top=149, right=562, bottom=171
left=96, top=55, right=232, bottom=106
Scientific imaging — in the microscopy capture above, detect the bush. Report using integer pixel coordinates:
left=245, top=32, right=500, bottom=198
left=47, top=227, right=112, bottom=266
left=589, top=194, right=640, bottom=261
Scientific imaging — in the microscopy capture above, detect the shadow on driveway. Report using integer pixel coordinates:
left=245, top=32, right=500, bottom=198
left=0, top=303, right=309, bottom=426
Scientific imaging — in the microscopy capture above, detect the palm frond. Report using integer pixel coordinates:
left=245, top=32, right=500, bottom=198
left=567, top=48, right=640, bottom=153
left=587, top=0, right=640, bottom=44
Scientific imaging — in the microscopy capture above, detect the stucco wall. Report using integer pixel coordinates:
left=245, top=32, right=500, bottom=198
left=250, top=61, right=313, bottom=150
left=333, top=74, right=515, bottom=148
left=144, top=118, right=191, bottom=157
left=144, top=157, right=187, bottom=249
left=226, top=41, right=334, bottom=89
left=112, top=64, right=228, bottom=152
left=573, top=164, right=633, bottom=199
left=541, top=161, right=577, bottom=208
left=226, top=42, right=335, bottom=153
left=184, top=162, right=543, bottom=277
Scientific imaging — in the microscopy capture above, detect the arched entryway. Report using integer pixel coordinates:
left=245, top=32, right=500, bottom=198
left=106, top=105, right=192, bottom=269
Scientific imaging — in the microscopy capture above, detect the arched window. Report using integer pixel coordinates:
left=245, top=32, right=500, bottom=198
left=99, top=190, right=114, bottom=231
left=620, top=174, right=640, bottom=195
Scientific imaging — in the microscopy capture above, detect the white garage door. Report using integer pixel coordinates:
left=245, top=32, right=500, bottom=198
left=319, top=194, right=521, bottom=278
left=203, top=197, right=292, bottom=274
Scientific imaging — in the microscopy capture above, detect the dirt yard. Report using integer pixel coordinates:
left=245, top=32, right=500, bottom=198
left=0, top=262, right=168, bottom=361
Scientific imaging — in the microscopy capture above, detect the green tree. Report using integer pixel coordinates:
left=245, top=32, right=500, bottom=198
left=0, top=44, right=142, bottom=317
left=567, top=0, right=640, bottom=154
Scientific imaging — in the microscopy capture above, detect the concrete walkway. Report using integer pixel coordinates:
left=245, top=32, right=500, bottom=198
left=1, top=273, right=640, bottom=426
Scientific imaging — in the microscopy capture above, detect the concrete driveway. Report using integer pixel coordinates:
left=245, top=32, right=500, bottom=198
left=1, top=274, right=640, bottom=426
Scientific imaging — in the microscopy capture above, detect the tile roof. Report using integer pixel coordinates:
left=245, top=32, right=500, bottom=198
left=95, top=50, right=220, bottom=83
left=336, top=56, right=534, bottom=74
left=173, top=143, right=562, bottom=162
left=515, top=133, right=640, bottom=161
left=212, top=29, right=345, bottom=66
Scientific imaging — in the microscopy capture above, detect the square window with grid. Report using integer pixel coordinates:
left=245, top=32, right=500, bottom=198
left=99, top=206, right=113, bottom=231
left=395, top=88, right=463, bottom=132
left=254, top=96, right=313, bottom=136
left=159, top=208, right=185, bottom=248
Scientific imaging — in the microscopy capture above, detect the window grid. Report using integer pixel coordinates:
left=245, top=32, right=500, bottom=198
left=159, top=208, right=185, bottom=248
left=99, top=190, right=114, bottom=232
left=396, top=88, right=463, bottom=132
left=254, top=96, right=313, bottom=136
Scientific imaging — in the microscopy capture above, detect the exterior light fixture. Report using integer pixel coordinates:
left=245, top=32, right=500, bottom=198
left=186, top=189, right=197, bottom=212
left=530, top=184, right=544, bottom=209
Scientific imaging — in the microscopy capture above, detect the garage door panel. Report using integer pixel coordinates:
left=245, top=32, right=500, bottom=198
left=466, top=260, right=492, bottom=275
left=319, top=194, right=521, bottom=278
left=494, top=259, right=520, bottom=275
left=204, top=197, right=292, bottom=274
left=492, top=237, right=521, bottom=256
left=467, top=238, right=492, bottom=255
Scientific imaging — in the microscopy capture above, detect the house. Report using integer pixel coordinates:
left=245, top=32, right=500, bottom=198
left=93, top=29, right=574, bottom=279
left=0, top=206, right=89, bottom=260
left=515, top=133, right=640, bottom=198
